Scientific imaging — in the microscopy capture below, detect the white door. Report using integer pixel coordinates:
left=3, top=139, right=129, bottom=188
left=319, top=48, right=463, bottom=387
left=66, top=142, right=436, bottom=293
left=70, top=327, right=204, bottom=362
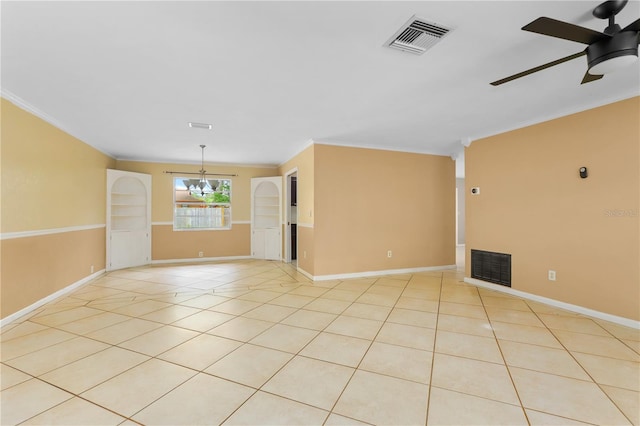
left=251, top=176, right=282, bottom=260
left=107, top=169, right=152, bottom=271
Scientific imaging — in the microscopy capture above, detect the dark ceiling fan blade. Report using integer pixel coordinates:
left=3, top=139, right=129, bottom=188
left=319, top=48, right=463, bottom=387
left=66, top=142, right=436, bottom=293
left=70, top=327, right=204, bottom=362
left=490, top=51, right=586, bottom=86
left=581, top=71, right=604, bottom=84
left=522, top=17, right=610, bottom=44
left=621, top=18, right=640, bottom=33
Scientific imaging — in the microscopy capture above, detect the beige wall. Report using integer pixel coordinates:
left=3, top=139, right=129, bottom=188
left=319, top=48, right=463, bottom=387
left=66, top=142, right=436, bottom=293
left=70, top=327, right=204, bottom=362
left=1, top=98, right=115, bottom=319
left=466, top=97, right=639, bottom=321
left=116, top=160, right=278, bottom=260
left=313, top=144, right=456, bottom=276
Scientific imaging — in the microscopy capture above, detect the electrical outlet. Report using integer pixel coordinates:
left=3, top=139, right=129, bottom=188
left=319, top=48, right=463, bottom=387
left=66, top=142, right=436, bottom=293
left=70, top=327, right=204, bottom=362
left=303, top=250, right=307, bottom=259
left=90, top=265, right=94, bottom=274
left=198, top=251, right=204, bottom=258
left=548, top=270, right=556, bottom=281
left=387, top=250, right=392, bottom=258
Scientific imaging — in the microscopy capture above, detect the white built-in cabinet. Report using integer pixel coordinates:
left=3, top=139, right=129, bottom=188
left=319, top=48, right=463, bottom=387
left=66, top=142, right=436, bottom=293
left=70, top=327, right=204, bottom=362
left=251, top=177, right=282, bottom=260
left=106, top=169, right=152, bottom=271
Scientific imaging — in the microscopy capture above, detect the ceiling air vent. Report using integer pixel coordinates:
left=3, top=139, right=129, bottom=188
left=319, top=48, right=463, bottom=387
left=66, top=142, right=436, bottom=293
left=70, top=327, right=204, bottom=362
left=385, top=15, right=452, bottom=55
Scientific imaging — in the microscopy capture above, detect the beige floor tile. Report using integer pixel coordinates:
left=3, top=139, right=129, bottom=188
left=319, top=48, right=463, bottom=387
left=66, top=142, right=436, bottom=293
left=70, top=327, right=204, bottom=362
left=510, top=367, right=630, bottom=425
left=485, top=306, right=545, bottom=327
left=23, top=396, right=127, bottom=425
left=84, top=317, right=162, bottom=344
left=325, top=316, right=382, bottom=340
left=387, top=308, right=437, bottom=328
left=525, top=409, right=593, bottom=425
left=262, top=356, right=353, bottom=410
left=365, top=285, right=403, bottom=298
left=572, top=352, right=640, bottom=391
left=538, top=313, right=611, bottom=336
left=402, top=287, right=441, bottom=301
left=158, top=333, right=242, bottom=370
left=359, top=341, right=432, bottom=384
left=322, top=289, right=364, bottom=302
left=280, top=309, right=337, bottom=330
left=395, top=296, right=439, bottom=313
left=81, top=358, right=196, bottom=417
left=286, top=285, right=329, bottom=298
left=118, top=325, right=199, bottom=356
left=304, top=298, right=351, bottom=314
left=300, top=332, right=370, bottom=367
left=492, top=321, right=563, bottom=348
left=431, top=353, right=520, bottom=405
left=211, top=299, right=262, bottom=315
left=0, top=321, right=49, bottom=343
left=601, top=385, right=640, bottom=426
left=139, top=304, right=202, bottom=324
left=237, top=289, right=282, bottom=303
left=436, top=313, right=494, bottom=337
left=133, top=373, right=254, bottom=425
left=435, top=330, right=503, bottom=364
left=171, top=309, right=235, bottom=332
left=0, top=364, right=32, bottom=391
left=249, top=323, right=318, bottom=353
left=5, top=336, right=110, bottom=376
left=438, top=301, right=487, bottom=319
left=0, top=328, right=76, bottom=362
left=208, top=317, right=274, bottom=342
left=374, top=276, right=409, bottom=287
left=335, top=280, right=374, bottom=292
left=30, top=306, right=104, bottom=327
left=499, top=340, right=591, bottom=380
left=427, top=387, right=527, bottom=425
left=376, top=322, right=435, bottom=350
left=242, top=303, right=297, bottom=323
left=223, top=390, right=329, bottom=425
left=623, top=339, right=640, bottom=354
left=56, top=311, right=131, bottom=335
left=439, top=290, right=481, bottom=305
left=342, top=303, right=392, bottom=321
left=177, top=294, right=230, bottom=308
left=355, top=292, right=398, bottom=307
left=40, top=346, right=149, bottom=394
left=334, top=370, right=428, bottom=425
left=481, top=295, right=531, bottom=312
left=269, top=293, right=315, bottom=308
left=595, top=320, right=640, bottom=342
left=205, top=343, right=292, bottom=388
left=111, top=299, right=173, bottom=317
left=553, top=330, right=640, bottom=361
left=323, top=413, right=370, bottom=425
left=0, top=378, right=73, bottom=425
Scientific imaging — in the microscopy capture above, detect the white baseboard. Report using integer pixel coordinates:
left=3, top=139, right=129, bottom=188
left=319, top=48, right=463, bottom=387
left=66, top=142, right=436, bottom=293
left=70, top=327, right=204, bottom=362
left=464, top=277, right=640, bottom=329
left=151, top=255, right=253, bottom=265
left=0, top=270, right=105, bottom=328
left=303, top=264, right=457, bottom=282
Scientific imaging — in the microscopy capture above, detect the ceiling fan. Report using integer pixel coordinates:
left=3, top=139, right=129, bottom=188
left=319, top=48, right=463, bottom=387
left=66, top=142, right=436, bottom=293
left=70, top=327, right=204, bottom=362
left=491, top=0, right=639, bottom=86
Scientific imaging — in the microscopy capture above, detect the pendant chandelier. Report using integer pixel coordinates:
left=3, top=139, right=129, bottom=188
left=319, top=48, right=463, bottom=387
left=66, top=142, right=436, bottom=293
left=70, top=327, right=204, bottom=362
left=163, top=144, right=237, bottom=192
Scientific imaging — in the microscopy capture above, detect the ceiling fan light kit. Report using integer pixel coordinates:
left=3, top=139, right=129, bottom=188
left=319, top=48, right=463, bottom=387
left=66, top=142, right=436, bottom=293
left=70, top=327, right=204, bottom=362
left=491, top=0, right=639, bottom=86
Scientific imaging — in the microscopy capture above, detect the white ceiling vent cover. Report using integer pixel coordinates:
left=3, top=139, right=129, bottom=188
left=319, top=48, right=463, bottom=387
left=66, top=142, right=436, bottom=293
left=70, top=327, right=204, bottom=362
left=385, top=15, right=452, bottom=55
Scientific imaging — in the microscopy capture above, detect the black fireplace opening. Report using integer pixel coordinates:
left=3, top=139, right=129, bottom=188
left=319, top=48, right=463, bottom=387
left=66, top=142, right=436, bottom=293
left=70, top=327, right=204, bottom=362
left=471, top=249, right=511, bottom=287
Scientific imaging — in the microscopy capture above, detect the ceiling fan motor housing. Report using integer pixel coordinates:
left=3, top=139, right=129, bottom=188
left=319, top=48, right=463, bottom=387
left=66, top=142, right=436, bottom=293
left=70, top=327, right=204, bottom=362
left=587, top=31, right=638, bottom=72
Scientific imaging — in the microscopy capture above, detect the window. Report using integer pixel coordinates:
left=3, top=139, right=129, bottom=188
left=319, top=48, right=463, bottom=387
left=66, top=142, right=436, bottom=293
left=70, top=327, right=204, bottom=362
left=174, top=177, right=231, bottom=230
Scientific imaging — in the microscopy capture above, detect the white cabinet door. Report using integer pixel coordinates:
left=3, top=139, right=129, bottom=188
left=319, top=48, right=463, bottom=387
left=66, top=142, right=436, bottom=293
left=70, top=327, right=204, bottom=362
left=265, top=228, right=281, bottom=260
left=253, top=229, right=266, bottom=259
left=107, top=169, right=152, bottom=271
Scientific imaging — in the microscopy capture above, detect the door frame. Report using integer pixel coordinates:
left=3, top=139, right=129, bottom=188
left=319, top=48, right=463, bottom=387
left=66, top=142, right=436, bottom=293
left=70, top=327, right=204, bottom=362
left=283, top=167, right=298, bottom=263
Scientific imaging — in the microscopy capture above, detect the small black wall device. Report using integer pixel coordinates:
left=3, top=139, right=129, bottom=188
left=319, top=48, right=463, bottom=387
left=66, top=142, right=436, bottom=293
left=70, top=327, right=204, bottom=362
left=579, top=167, right=588, bottom=179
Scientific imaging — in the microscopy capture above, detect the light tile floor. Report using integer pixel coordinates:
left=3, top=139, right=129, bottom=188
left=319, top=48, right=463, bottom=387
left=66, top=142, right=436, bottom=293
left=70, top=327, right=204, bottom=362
left=1, top=259, right=639, bottom=425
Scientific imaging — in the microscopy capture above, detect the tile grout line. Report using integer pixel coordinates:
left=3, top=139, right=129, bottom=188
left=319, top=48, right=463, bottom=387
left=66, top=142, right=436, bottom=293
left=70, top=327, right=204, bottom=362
left=477, top=286, right=532, bottom=426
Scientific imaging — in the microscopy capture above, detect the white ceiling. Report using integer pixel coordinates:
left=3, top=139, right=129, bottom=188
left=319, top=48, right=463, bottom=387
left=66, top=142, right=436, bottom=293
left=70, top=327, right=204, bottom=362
left=2, top=1, right=639, bottom=170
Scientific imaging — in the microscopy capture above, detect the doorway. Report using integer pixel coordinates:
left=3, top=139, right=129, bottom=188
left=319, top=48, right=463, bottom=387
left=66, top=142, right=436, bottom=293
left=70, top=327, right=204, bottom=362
left=284, top=168, right=298, bottom=264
